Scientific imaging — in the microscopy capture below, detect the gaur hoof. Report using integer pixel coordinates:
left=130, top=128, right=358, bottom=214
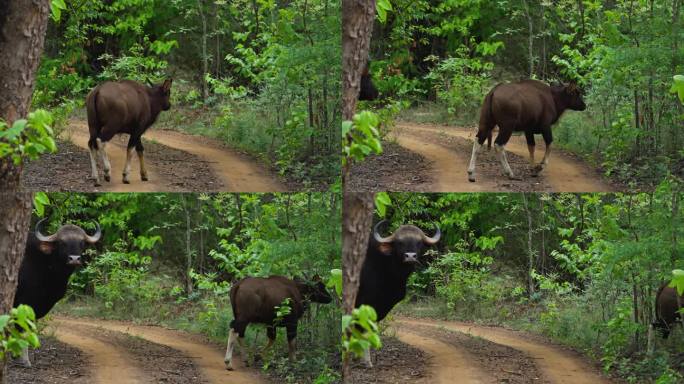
left=94, top=181, right=102, bottom=187
left=468, top=175, right=476, bottom=182
left=141, top=176, right=148, bottom=181
left=123, top=179, right=130, bottom=184
left=225, top=362, right=233, bottom=371
left=104, top=175, right=111, bottom=182
left=508, top=175, right=523, bottom=181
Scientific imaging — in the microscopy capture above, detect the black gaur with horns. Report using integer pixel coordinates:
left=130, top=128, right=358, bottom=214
left=354, top=220, right=440, bottom=368
left=12, top=219, right=101, bottom=367
left=355, top=220, right=441, bottom=322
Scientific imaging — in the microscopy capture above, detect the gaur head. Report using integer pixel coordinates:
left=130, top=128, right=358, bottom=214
left=297, top=275, right=333, bottom=304
left=148, top=78, right=173, bottom=111
left=34, top=219, right=102, bottom=267
left=373, top=220, right=441, bottom=264
left=556, top=82, right=586, bottom=111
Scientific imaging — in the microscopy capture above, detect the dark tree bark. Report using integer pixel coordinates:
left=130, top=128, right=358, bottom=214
left=0, top=0, right=51, bottom=188
left=341, top=191, right=374, bottom=382
left=341, top=1, right=375, bottom=381
left=0, top=192, right=33, bottom=384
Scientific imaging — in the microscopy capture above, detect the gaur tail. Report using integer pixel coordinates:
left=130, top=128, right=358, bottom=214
left=478, top=85, right=499, bottom=148
left=85, top=89, right=100, bottom=150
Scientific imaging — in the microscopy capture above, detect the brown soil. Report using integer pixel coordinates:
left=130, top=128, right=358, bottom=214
left=21, top=119, right=287, bottom=192
left=351, top=121, right=617, bottom=192
left=21, top=138, right=221, bottom=192
left=405, top=323, right=547, bottom=384
left=7, top=337, right=89, bottom=384
left=55, top=316, right=265, bottom=384
left=398, top=318, right=613, bottom=384
left=403, top=122, right=615, bottom=192
left=348, top=336, right=430, bottom=384
left=348, top=142, right=433, bottom=192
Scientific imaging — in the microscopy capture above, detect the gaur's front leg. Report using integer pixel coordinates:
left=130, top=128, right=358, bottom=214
left=533, top=128, right=553, bottom=174
left=525, top=131, right=535, bottom=165
left=286, top=323, right=298, bottom=361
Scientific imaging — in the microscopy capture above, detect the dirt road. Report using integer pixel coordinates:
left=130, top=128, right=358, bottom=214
left=42, top=317, right=265, bottom=384
left=62, top=120, right=285, bottom=192
left=396, top=318, right=611, bottom=384
left=389, top=122, right=614, bottom=192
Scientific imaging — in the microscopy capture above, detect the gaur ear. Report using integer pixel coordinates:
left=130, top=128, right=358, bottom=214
left=38, top=241, right=55, bottom=255
left=376, top=242, right=393, bottom=256
left=162, top=78, right=173, bottom=91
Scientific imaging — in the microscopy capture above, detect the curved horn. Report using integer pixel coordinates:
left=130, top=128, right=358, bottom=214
left=34, top=218, right=57, bottom=242
left=422, top=224, right=441, bottom=245
left=85, top=221, right=102, bottom=244
left=373, top=220, right=394, bottom=244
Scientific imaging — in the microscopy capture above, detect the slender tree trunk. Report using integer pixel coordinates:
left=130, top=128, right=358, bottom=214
left=0, top=0, right=50, bottom=188
left=0, top=192, right=33, bottom=384
left=197, top=0, right=209, bottom=100
left=521, top=0, right=534, bottom=78
left=522, top=193, right=535, bottom=297
left=341, top=192, right=374, bottom=382
left=184, top=196, right=193, bottom=295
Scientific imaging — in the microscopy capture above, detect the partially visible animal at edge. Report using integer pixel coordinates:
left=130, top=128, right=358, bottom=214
left=86, top=78, right=173, bottom=186
left=359, top=60, right=379, bottom=101
left=653, top=283, right=684, bottom=339
left=224, top=275, right=333, bottom=370
left=467, top=79, right=587, bottom=182
left=12, top=218, right=101, bottom=367
left=355, top=220, right=441, bottom=367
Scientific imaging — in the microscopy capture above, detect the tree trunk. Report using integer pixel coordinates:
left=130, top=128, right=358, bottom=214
left=183, top=195, right=193, bottom=295
left=0, top=0, right=50, bottom=188
left=521, top=0, right=534, bottom=78
left=341, top=191, right=374, bottom=382
left=0, top=192, right=34, bottom=384
left=197, top=0, right=209, bottom=100
left=341, top=0, right=375, bottom=186
left=522, top=193, right=535, bottom=298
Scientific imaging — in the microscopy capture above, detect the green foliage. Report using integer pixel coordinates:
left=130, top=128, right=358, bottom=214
left=0, top=305, right=40, bottom=361
left=342, top=305, right=381, bottom=359
left=374, top=192, right=392, bottom=218
left=0, top=109, right=56, bottom=166
left=33, top=192, right=51, bottom=218
left=342, top=111, right=382, bottom=166
left=274, top=298, right=293, bottom=323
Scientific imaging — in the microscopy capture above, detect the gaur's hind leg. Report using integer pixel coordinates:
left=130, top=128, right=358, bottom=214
left=467, top=130, right=490, bottom=182
left=286, top=323, right=298, bottom=361
left=135, top=141, right=148, bottom=181
left=96, top=138, right=111, bottom=182
left=362, top=348, right=373, bottom=368
left=261, top=326, right=276, bottom=356
left=493, top=128, right=519, bottom=180
left=224, top=328, right=238, bottom=370
left=123, top=135, right=140, bottom=184
left=87, top=137, right=100, bottom=186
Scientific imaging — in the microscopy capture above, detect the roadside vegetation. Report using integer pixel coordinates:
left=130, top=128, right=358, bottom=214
left=38, top=192, right=341, bottom=384
left=364, top=1, right=683, bottom=189
left=374, top=182, right=684, bottom=383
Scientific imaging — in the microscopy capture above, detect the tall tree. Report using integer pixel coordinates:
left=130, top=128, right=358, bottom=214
left=0, top=193, right=34, bottom=384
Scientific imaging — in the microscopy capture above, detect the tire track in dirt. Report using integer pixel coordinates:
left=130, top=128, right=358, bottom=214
left=50, top=321, right=149, bottom=383
left=393, top=326, right=489, bottom=384
left=395, top=122, right=613, bottom=192
left=397, top=318, right=612, bottom=384
left=63, top=120, right=285, bottom=192
left=387, top=129, right=498, bottom=192
left=56, top=317, right=265, bottom=384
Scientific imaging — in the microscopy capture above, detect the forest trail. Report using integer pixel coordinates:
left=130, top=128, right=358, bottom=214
left=394, top=326, right=489, bottom=383
left=387, top=130, right=498, bottom=192
left=53, top=317, right=265, bottom=384
left=63, top=120, right=285, bottom=192
left=50, top=321, right=150, bottom=383
left=392, top=122, right=614, bottom=192
left=396, top=318, right=611, bottom=384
